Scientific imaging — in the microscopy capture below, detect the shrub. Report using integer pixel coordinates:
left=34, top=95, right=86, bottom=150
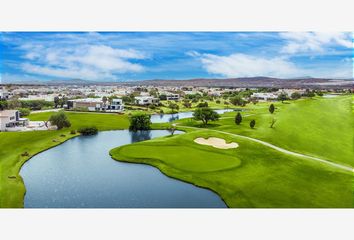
left=70, top=130, right=77, bottom=134
left=215, top=99, right=221, bottom=104
left=269, top=104, right=275, bottom=114
left=21, top=151, right=30, bottom=157
left=250, top=120, right=256, bottom=129
left=78, top=127, right=98, bottom=136
left=235, top=112, right=242, bottom=125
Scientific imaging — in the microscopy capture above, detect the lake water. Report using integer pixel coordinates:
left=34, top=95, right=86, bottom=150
left=150, top=109, right=234, bottom=123
left=20, top=130, right=226, bottom=208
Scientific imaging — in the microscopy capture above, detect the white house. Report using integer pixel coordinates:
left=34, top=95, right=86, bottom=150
left=166, top=93, right=180, bottom=101
left=0, top=89, right=9, bottom=100
left=110, top=99, right=124, bottom=111
left=0, top=110, right=29, bottom=131
left=250, top=92, right=278, bottom=101
left=67, top=98, right=124, bottom=112
left=135, top=96, right=160, bottom=105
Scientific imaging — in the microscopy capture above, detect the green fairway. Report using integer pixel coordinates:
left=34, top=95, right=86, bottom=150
left=110, top=129, right=353, bottom=208
left=176, top=95, right=354, bottom=167
left=0, top=112, right=129, bottom=208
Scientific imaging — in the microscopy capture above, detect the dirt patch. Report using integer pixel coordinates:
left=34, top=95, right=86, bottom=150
left=194, top=137, right=239, bottom=149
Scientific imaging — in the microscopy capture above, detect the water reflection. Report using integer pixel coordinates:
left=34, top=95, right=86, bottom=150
left=130, top=130, right=152, bottom=143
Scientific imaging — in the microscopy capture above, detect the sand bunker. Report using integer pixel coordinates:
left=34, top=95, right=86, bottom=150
left=194, top=137, right=239, bottom=149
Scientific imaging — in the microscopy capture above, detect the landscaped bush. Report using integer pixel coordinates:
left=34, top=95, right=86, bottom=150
left=17, top=108, right=31, bottom=117
left=70, top=130, right=77, bottom=134
left=78, top=127, right=98, bottom=136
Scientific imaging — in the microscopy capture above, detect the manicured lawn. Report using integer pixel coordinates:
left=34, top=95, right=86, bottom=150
left=110, top=129, right=353, bottom=208
left=0, top=112, right=129, bottom=208
left=176, top=95, right=354, bottom=167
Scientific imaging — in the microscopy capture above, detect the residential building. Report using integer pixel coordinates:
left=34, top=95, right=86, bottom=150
left=67, top=98, right=124, bottom=112
left=0, top=89, right=9, bottom=100
left=0, top=110, right=28, bottom=131
left=110, top=99, right=124, bottom=111
left=250, top=92, right=278, bottom=101
left=135, top=96, right=160, bottom=105
left=166, top=93, right=180, bottom=101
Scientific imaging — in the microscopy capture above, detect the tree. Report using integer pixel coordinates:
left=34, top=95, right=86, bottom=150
left=235, top=112, right=242, bottom=125
left=168, top=102, right=179, bottom=113
left=167, top=124, right=177, bottom=136
left=17, top=108, right=31, bottom=117
left=277, top=93, right=289, bottom=103
left=182, top=100, right=192, bottom=108
left=102, top=96, right=108, bottom=106
left=230, top=95, right=245, bottom=106
left=269, top=104, right=275, bottom=114
left=196, top=102, right=208, bottom=108
left=49, top=111, right=71, bottom=130
left=193, top=107, right=220, bottom=125
left=291, top=92, right=301, bottom=100
left=250, top=119, right=256, bottom=129
left=129, top=113, right=151, bottom=131
left=159, top=94, right=167, bottom=100
left=0, top=100, right=8, bottom=110
left=54, top=96, right=60, bottom=108
left=270, top=118, right=277, bottom=128
left=59, top=96, right=67, bottom=108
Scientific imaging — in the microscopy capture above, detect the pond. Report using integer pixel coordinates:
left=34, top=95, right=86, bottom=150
left=150, top=108, right=234, bottom=123
left=20, top=130, right=226, bottom=208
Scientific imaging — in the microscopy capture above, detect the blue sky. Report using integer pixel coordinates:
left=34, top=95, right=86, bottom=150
left=0, top=32, right=352, bottom=82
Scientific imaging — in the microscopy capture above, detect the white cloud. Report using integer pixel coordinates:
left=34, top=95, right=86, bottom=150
left=19, top=44, right=146, bottom=81
left=280, top=32, right=352, bottom=54
left=197, top=53, right=301, bottom=78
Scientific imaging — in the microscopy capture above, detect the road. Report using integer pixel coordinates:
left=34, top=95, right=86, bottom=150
left=180, top=125, right=354, bottom=173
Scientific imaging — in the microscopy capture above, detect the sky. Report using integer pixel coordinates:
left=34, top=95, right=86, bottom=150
left=0, top=32, right=353, bottom=83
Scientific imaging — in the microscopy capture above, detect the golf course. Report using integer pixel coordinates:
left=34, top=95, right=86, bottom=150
left=111, top=95, right=354, bottom=207
left=0, top=95, right=353, bottom=208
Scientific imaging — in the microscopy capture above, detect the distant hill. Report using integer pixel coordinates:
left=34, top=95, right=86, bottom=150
left=122, top=77, right=354, bottom=89
left=1, top=77, right=353, bottom=89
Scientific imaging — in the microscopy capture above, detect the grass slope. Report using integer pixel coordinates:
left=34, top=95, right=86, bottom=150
left=0, top=112, right=129, bottom=208
left=110, top=130, right=352, bottom=208
left=177, top=96, right=354, bottom=167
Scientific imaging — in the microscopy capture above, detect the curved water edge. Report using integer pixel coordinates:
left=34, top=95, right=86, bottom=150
left=20, top=130, right=227, bottom=208
left=20, top=109, right=234, bottom=208
left=150, top=108, right=235, bottom=123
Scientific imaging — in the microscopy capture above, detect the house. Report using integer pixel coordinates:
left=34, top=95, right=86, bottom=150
left=166, top=93, right=180, bottom=101
left=135, top=96, right=160, bottom=105
left=250, top=92, right=278, bottom=101
left=67, top=98, right=124, bottom=112
left=0, top=89, right=9, bottom=100
left=110, top=99, right=124, bottom=111
left=0, top=110, right=29, bottom=131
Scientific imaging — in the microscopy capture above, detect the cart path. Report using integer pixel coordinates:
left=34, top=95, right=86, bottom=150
left=179, top=125, right=354, bottom=173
